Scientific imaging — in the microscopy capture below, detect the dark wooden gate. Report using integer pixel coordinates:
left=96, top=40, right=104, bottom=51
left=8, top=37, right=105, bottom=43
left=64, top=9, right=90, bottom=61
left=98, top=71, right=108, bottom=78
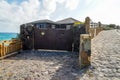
left=34, top=28, right=73, bottom=51
left=20, top=23, right=87, bottom=51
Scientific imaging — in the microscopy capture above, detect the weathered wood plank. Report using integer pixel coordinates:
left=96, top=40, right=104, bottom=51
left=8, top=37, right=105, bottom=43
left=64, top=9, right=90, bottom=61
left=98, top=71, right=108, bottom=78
left=0, top=39, right=22, bottom=59
left=0, top=51, right=19, bottom=60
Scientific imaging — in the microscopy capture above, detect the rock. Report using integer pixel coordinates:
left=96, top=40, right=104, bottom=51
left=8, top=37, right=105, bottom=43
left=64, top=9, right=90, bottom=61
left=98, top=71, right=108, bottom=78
left=24, top=77, right=32, bottom=80
left=55, top=66, right=60, bottom=69
left=71, top=73, right=78, bottom=76
left=6, top=72, right=13, bottom=77
left=44, top=71, right=49, bottom=75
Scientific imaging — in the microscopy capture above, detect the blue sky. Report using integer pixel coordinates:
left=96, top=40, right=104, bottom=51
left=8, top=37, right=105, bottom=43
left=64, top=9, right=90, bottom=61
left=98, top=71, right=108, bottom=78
left=0, top=0, right=120, bottom=32
left=6, top=0, right=24, bottom=3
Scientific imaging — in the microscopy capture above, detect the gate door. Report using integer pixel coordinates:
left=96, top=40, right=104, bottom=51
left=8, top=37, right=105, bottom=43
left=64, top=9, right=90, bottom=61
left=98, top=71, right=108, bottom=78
left=34, top=28, right=73, bottom=51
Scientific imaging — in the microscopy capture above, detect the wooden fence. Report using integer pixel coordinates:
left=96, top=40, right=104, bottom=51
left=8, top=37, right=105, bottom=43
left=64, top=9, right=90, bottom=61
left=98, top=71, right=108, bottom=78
left=89, top=27, right=103, bottom=39
left=0, top=39, right=22, bottom=58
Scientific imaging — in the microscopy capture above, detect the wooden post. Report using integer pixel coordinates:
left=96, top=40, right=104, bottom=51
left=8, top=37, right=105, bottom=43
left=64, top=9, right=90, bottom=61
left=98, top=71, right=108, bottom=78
left=1, top=43, right=4, bottom=56
left=4, top=46, right=6, bottom=55
left=8, top=45, right=9, bottom=54
left=0, top=43, right=1, bottom=57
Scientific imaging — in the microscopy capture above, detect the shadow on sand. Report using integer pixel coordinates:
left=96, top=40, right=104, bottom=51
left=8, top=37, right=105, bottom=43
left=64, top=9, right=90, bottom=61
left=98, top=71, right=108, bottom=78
left=5, top=50, right=89, bottom=80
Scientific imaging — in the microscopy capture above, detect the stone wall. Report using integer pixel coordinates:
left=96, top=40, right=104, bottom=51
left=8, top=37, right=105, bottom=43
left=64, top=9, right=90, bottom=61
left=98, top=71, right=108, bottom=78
left=79, top=17, right=103, bottom=69
left=91, top=30, right=120, bottom=80
left=79, top=34, right=91, bottom=68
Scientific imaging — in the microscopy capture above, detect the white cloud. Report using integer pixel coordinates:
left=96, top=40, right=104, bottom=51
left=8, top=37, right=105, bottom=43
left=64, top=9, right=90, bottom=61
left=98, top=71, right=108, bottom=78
left=84, top=0, right=120, bottom=25
left=0, top=0, right=79, bottom=32
left=84, top=0, right=94, bottom=6
left=0, top=0, right=41, bottom=32
left=65, top=0, right=79, bottom=10
left=0, top=0, right=120, bottom=32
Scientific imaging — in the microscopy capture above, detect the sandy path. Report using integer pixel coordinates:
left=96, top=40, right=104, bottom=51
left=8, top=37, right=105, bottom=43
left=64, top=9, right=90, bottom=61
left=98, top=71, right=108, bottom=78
left=0, top=50, right=82, bottom=80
